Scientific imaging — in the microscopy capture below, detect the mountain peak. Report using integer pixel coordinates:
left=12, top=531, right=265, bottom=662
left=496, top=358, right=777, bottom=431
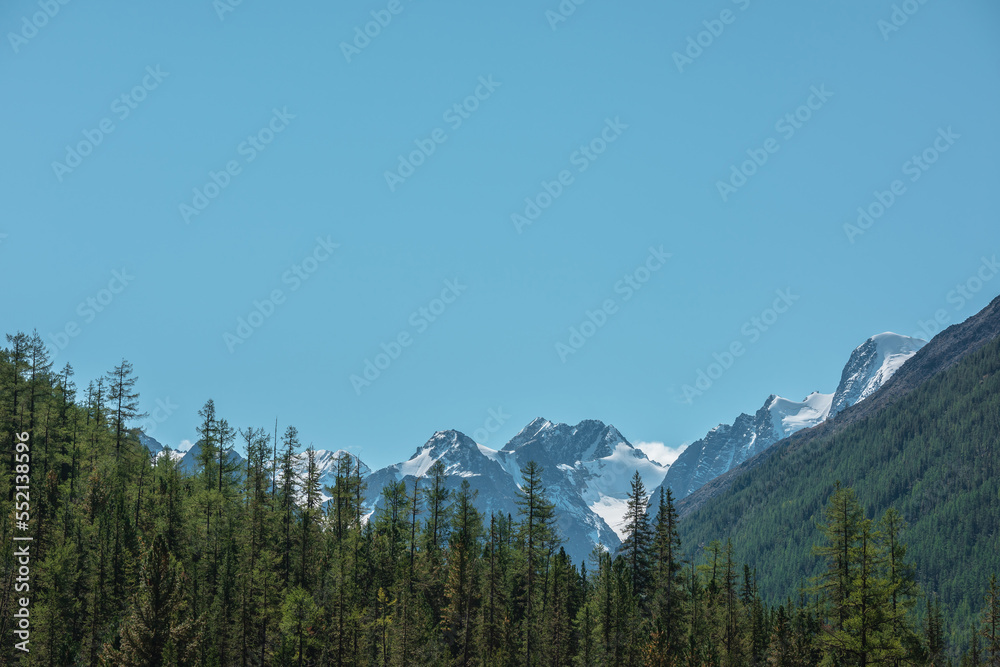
left=138, top=432, right=164, bottom=456
left=394, top=430, right=486, bottom=479
left=501, top=418, right=623, bottom=462
left=655, top=330, right=919, bottom=502
left=523, top=417, right=555, bottom=437
left=421, top=429, right=478, bottom=456
left=830, top=332, right=926, bottom=416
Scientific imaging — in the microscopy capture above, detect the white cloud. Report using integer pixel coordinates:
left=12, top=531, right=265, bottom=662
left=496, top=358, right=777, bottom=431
left=176, top=439, right=195, bottom=453
left=635, top=441, right=688, bottom=467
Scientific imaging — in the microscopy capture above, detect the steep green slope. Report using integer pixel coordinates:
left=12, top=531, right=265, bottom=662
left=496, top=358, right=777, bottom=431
left=677, top=331, right=1000, bottom=637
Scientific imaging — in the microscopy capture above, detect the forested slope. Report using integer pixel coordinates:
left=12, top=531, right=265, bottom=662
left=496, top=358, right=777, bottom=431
left=678, top=326, right=1000, bottom=643
left=3, top=325, right=999, bottom=665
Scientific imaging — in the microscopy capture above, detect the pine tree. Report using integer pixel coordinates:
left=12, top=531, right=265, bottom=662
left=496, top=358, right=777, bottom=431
left=278, top=425, right=300, bottom=585
left=964, top=621, right=984, bottom=667
left=442, top=479, right=483, bottom=666
left=424, top=459, right=450, bottom=553
left=515, top=460, right=557, bottom=666
left=542, top=547, right=576, bottom=666
left=101, top=534, right=202, bottom=666
left=574, top=561, right=597, bottom=667
left=397, top=475, right=423, bottom=666
left=195, top=399, right=220, bottom=550
left=327, top=452, right=366, bottom=666
left=31, top=538, right=83, bottom=665
left=687, top=558, right=712, bottom=667
left=744, top=565, right=768, bottom=667
left=925, top=595, right=946, bottom=667
left=813, top=483, right=866, bottom=631
left=298, top=445, right=322, bottom=589
left=651, top=486, right=686, bottom=663
left=279, top=587, right=320, bottom=667
left=879, top=506, right=920, bottom=663
left=720, top=539, right=745, bottom=667
left=768, top=604, right=793, bottom=667
left=102, top=359, right=144, bottom=613
left=791, top=586, right=822, bottom=667
left=482, top=512, right=513, bottom=662
left=5, top=332, right=30, bottom=472
left=826, top=513, right=904, bottom=667
left=105, top=359, right=144, bottom=458
left=620, top=470, right=653, bottom=604
left=27, top=331, right=54, bottom=476
left=238, top=425, right=272, bottom=667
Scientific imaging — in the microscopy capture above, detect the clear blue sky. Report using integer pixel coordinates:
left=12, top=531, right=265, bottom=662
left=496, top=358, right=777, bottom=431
left=2, top=0, right=998, bottom=470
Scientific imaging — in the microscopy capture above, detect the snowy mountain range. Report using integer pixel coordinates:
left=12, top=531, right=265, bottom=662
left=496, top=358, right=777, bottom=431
left=361, top=420, right=667, bottom=561
left=141, top=436, right=363, bottom=507
left=140, top=331, right=925, bottom=565
left=828, top=332, right=926, bottom=416
left=146, top=438, right=243, bottom=475
left=649, top=332, right=925, bottom=503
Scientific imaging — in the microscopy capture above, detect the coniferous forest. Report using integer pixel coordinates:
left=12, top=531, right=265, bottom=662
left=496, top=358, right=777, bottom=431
left=2, top=329, right=1000, bottom=666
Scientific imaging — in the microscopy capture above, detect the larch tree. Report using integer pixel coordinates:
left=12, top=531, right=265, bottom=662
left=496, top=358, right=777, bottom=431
left=105, top=359, right=144, bottom=458
left=814, top=483, right=866, bottom=632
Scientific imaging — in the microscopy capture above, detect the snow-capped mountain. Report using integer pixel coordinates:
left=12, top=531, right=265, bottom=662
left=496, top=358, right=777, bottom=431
left=278, top=448, right=369, bottom=506
left=135, top=332, right=924, bottom=565
left=768, top=391, right=834, bottom=439
left=139, top=434, right=245, bottom=474
left=653, top=392, right=831, bottom=500
left=138, top=432, right=164, bottom=456
left=362, top=429, right=524, bottom=529
left=361, top=419, right=668, bottom=564
left=652, top=332, right=925, bottom=503
left=497, top=418, right=667, bottom=544
left=829, top=333, right=926, bottom=416
left=139, top=434, right=368, bottom=509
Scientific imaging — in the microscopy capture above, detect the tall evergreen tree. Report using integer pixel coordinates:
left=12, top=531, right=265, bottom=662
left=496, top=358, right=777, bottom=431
left=814, top=483, right=866, bottom=632
left=651, top=486, right=686, bottom=663
left=442, top=479, right=483, bottom=666
left=620, top=470, right=653, bottom=604
left=983, top=575, right=1000, bottom=667
left=278, top=425, right=300, bottom=585
left=101, top=534, right=202, bottom=666
left=924, top=595, right=946, bottom=667
left=515, top=460, right=557, bottom=666
left=105, top=359, right=144, bottom=458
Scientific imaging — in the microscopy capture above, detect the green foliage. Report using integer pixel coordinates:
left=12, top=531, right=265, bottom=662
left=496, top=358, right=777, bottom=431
left=1, top=330, right=998, bottom=666
left=100, top=534, right=202, bottom=667
left=679, top=334, right=1000, bottom=649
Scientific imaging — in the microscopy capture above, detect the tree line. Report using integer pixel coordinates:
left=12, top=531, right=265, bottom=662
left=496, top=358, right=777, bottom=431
left=1, top=331, right=999, bottom=666
left=677, top=332, right=1000, bottom=645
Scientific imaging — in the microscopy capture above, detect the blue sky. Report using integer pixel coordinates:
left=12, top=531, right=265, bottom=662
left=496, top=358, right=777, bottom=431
left=2, top=0, right=998, bottom=470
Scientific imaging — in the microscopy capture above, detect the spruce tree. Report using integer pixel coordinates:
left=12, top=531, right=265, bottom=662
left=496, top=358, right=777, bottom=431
left=768, top=604, right=793, bottom=667
left=278, top=425, right=300, bottom=585
left=515, top=460, right=557, bottom=666
left=101, top=534, right=202, bottom=666
left=651, top=486, right=686, bottom=662
left=925, top=595, right=946, bottom=667
left=620, top=470, right=653, bottom=603
left=442, top=479, right=482, bottom=665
